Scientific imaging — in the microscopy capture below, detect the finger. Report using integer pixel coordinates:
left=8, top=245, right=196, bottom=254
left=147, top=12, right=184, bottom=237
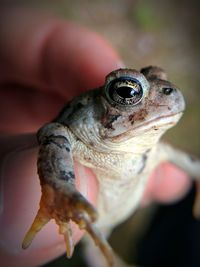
left=0, top=83, right=65, bottom=133
left=0, top=8, right=122, bottom=93
left=0, top=8, right=123, bottom=133
left=0, top=135, right=98, bottom=267
left=141, top=162, right=192, bottom=206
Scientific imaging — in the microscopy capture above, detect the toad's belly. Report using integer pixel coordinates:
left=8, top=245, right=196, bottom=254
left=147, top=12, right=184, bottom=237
left=95, top=172, right=148, bottom=229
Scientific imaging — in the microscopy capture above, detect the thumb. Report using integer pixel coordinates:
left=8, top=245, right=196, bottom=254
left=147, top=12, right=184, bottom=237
left=0, top=134, right=98, bottom=266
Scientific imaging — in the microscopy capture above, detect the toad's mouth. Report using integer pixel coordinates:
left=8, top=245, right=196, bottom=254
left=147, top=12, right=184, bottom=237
left=111, top=111, right=184, bottom=142
left=134, top=111, right=183, bottom=130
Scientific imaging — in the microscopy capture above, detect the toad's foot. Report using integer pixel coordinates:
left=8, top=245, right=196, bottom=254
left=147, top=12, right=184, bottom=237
left=22, top=183, right=113, bottom=265
left=22, top=123, right=114, bottom=267
left=22, top=184, right=114, bottom=266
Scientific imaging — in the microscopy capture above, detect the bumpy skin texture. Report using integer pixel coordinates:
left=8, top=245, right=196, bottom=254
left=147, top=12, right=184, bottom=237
left=22, top=67, right=200, bottom=267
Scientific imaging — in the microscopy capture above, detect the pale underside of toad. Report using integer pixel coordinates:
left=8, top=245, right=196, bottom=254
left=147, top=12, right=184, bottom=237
left=22, top=67, right=200, bottom=267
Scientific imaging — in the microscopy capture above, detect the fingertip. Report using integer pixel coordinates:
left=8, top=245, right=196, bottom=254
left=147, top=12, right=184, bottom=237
left=1, top=8, right=124, bottom=98
left=42, top=22, right=124, bottom=98
left=142, top=163, right=192, bottom=205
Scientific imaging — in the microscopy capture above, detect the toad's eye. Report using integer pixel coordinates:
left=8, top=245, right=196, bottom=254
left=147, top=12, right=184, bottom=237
left=105, top=77, right=143, bottom=106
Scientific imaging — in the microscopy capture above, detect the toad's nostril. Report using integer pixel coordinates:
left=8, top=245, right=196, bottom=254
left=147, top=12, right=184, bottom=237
left=162, top=87, right=174, bottom=95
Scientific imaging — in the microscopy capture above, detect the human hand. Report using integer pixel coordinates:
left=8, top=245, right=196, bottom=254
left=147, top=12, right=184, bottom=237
left=0, top=6, right=191, bottom=267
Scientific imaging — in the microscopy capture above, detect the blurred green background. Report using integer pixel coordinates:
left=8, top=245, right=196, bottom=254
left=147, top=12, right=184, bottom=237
left=13, top=0, right=199, bottom=266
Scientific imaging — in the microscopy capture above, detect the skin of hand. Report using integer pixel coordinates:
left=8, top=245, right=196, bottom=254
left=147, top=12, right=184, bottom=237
left=0, top=7, right=191, bottom=267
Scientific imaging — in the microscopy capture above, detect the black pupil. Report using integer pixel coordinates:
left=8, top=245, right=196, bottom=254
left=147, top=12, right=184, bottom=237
left=107, top=77, right=143, bottom=105
left=115, top=86, right=137, bottom=98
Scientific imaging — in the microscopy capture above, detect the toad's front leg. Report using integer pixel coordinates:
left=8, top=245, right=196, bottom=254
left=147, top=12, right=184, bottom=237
left=22, top=123, right=114, bottom=267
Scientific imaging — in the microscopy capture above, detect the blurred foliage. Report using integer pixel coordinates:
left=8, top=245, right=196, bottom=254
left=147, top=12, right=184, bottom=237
left=132, top=2, right=160, bottom=30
